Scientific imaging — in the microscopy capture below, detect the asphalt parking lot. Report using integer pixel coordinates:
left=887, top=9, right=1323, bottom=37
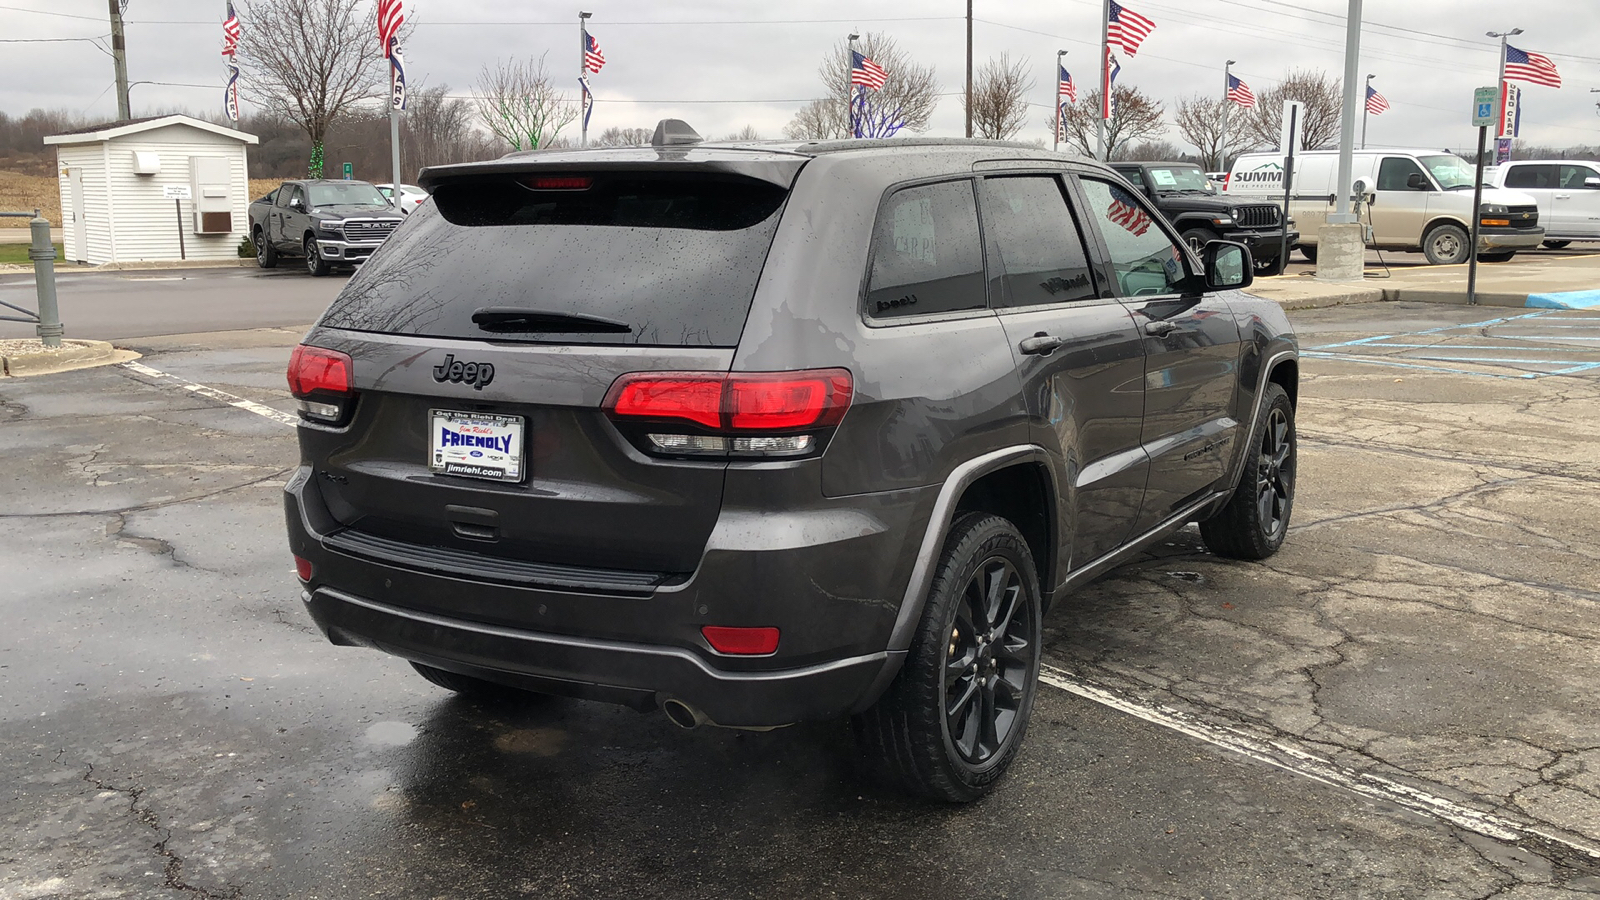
left=2, top=301, right=1598, bottom=898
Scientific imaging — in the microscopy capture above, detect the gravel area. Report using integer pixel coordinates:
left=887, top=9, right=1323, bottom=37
left=0, top=338, right=74, bottom=355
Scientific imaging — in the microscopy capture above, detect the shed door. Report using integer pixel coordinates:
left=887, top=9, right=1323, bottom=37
left=68, top=168, right=87, bottom=263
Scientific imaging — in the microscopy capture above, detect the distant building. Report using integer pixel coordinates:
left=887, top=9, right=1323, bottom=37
left=44, top=115, right=257, bottom=265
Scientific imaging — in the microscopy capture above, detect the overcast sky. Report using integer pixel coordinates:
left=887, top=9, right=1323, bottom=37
left=3, top=0, right=1598, bottom=152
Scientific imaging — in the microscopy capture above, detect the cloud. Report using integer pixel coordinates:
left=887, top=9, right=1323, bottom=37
left=3, top=0, right=1596, bottom=152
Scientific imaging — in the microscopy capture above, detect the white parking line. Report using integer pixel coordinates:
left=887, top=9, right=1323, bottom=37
left=1039, top=664, right=1600, bottom=862
left=120, top=360, right=298, bottom=427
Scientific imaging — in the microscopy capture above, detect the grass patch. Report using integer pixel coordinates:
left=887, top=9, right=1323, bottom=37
left=0, top=243, right=63, bottom=265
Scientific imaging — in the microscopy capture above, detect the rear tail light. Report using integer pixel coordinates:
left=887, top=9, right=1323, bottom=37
left=287, top=344, right=354, bottom=424
left=701, top=626, right=780, bottom=655
left=603, top=369, right=852, bottom=458
left=293, top=554, right=313, bottom=582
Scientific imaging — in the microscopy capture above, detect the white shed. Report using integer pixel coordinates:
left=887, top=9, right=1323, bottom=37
left=44, top=115, right=258, bottom=266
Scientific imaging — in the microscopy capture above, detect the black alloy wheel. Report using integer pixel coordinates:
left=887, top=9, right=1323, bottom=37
left=305, top=236, right=330, bottom=277
left=1254, top=405, right=1294, bottom=544
left=255, top=229, right=277, bottom=268
left=943, top=556, right=1034, bottom=765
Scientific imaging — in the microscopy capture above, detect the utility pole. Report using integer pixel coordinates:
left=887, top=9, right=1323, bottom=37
left=1220, top=60, right=1236, bottom=173
left=1362, top=74, right=1374, bottom=149
left=1053, top=49, right=1067, bottom=153
left=965, top=0, right=973, bottom=138
left=579, top=10, right=592, bottom=148
left=107, top=0, right=131, bottom=120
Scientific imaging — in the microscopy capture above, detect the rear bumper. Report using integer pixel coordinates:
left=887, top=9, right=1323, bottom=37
left=303, top=585, right=896, bottom=726
left=283, top=466, right=927, bottom=727
left=1477, top=227, right=1544, bottom=252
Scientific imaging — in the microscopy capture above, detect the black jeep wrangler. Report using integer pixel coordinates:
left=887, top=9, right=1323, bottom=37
left=1111, top=161, right=1298, bottom=276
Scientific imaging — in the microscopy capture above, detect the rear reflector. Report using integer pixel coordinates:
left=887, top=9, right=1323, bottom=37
left=701, top=625, right=780, bottom=655
left=604, top=369, right=852, bottom=433
left=293, top=555, right=313, bottom=582
left=287, top=345, right=353, bottom=397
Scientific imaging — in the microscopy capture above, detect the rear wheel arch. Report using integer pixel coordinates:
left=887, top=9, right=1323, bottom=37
left=952, top=462, right=1056, bottom=608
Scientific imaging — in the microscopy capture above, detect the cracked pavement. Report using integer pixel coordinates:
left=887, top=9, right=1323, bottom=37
left=2, top=304, right=1598, bottom=898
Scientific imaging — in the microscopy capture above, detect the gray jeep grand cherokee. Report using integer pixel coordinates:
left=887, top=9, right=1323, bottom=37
left=284, top=121, right=1299, bottom=802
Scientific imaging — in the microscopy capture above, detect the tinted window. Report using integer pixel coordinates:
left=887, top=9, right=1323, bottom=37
left=318, top=173, right=789, bottom=347
left=1079, top=178, right=1190, bottom=298
left=866, top=180, right=986, bottom=319
left=979, top=176, right=1097, bottom=308
left=309, top=182, right=388, bottom=207
left=1504, top=164, right=1558, bottom=190
left=1378, top=157, right=1430, bottom=191
left=1559, top=164, right=1599, bottom=189
left=1115, top=167, right=1145, bottom=187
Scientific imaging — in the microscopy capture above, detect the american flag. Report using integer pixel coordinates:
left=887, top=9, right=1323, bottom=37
left=1504, top=45, right=1561, bottom=88
left=851, top=50, right=888, bottom=91
left=584, top=31, right=606, bottom=74
left=221, top=1, right=241, bottom=57
left=1365, top=85, right=1390, bottom=115
left=1058, top=65, right=1076, bottom=104
left=1227, top=74, right=1256, bottom=109
left=1103, top=48, right=1121, bottom=120
left=377, top=0, right=403, bottom=58
left=1108, top=1, right=1157, bottom=57
left=1107, top=184, right=1152, bottom=236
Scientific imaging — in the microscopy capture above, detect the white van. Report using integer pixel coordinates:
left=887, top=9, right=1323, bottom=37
left=1225, top=149, right=1544, bottom=265
left=1485, top=160, right=1600, bottom=247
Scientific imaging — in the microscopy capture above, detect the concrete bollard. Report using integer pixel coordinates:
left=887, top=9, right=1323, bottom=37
left=29, top=215, right=63, bottom=348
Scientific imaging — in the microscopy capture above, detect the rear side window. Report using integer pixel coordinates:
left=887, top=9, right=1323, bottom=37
left=317, top=173, right=789, bottom=347
left=866, top=180, right=986, bottom=319
left=1505, top=164, right=1558, bottom=189
left=979, top=176, right=1097, bottom=307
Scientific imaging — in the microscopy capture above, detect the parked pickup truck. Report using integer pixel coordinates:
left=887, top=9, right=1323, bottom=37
left=248, top=179, right=404, bottom=276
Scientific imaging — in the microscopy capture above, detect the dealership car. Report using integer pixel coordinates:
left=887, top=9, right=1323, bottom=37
left=285, top=121, right=1300, bottom=802
left=1484, top=160, right=1600, bottom=248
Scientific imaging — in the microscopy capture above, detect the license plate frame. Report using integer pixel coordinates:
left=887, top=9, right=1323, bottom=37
left=428, top=409, right=525, bottom=483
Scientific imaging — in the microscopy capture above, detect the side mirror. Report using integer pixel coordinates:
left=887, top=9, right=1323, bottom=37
left=290, top=198, right=305, bottom=211
left=1406, top=172, right=1429, bottom=191
left=1586, top=177, right=1600, bottom=189
left=1204, top=240, right=1254, bottom=291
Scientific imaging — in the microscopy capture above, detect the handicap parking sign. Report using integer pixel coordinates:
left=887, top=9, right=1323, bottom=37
left=1472, top=87, right=1498, bottom=127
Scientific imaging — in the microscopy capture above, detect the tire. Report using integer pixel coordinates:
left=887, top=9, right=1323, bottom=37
left=1478, top=251, right=1516, bottom=263
left=411, top=661, right=518, bottom=696
left=1300, top=245, right=1318, bottom=263
left=1200, top=383, right=1295, bottom=561
left=1255, top=254, right=1287, bottom=277
left=853, top=513, right=1043, bottom=803
left=1180, top=227, right=1219, bottom=255
left=304, top=236, right=330, bottom=277
left=1422, top=223, right=1471, bottom=265
left=1542, top=240, right=1571, bottom=250
left=254, top=229, right=277, bottom=268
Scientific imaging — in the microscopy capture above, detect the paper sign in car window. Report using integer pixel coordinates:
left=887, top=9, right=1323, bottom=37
left=892, top=196, right=937, bottom=264
left=1151, top=169, right=1179, bottom=187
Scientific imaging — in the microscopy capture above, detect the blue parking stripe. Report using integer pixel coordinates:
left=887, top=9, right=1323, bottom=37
left=1308, top=312, right=1549, bottom=350
left=1302, top=351, right=1532, bottom=379
left=1527, top=290, right=1600, bottom=309
left=1354, top=343, right=1600, bottom=353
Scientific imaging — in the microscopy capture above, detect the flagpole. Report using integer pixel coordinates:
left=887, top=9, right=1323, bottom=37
left=848, top=33, right=860, bottom=139
left=1362, top=74, right=1373, bottom=150
left=1220, top=60, right=1234, bottom=173
left=1098, top=0, right=1110, bottom=161
left=1054, top=50, right=1067, bottom=153
left=1489, top=28, right=1521, bottom=142
left=580, top=11, right=593, bottom=147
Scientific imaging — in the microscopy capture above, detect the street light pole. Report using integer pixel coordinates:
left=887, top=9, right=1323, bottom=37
left=849, top=33, right=861, bottom=139
left=1488, top=28, right=1521, bottom=143
left=579, top=11, right=593, bottom=148
left=1318, top=0, right=1365, bottom=282
left=107, top=0, right=131, bottom=120
left=1362, top=74, right=1373, bottom=149
left=1220, top=60, right=1236, bottom=173
left=1097, top=0, right=1109, bottom=161
left=1054, top=49, right=1067, bottom=153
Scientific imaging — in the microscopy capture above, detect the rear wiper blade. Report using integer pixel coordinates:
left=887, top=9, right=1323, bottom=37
left=470, top=307, right=633, bottom=334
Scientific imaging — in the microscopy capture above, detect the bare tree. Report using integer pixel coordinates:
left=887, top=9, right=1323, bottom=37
left=237, top=0, right=392, bottom=178
left=1244, top=69, right=1342, bottom=150
left=1060, top=86, right=1165, bottom=159
left=723, top=125, right=764, bottom=141
left=474, top=54, right=578, bottom=152
left=592, top=126, right=653, bottom=147
left=402, top=84, right=489, bottom=169
left=1175, top=93, right=1239, bottom=170
left=783, top=33, right=939, bottom=140
left=1123, top=140, right=1185, bottom=162
left=965, top=53, right=1033, bottom=141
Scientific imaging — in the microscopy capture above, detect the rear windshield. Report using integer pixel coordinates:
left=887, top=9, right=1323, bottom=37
left=318, top=173, right=789, bottom=346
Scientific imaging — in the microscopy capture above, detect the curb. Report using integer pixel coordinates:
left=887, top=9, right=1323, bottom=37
left=1, top=340, right=141, bottom=377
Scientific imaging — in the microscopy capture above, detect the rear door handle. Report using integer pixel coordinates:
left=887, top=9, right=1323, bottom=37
left=1144, top=320, right=1179, bottom=337
left=1018, top=333, right=1067, bottom=356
